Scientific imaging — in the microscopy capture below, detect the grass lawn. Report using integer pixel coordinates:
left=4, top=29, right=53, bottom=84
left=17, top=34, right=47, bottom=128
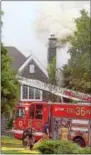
left=1, top=136, right=40, bottom=154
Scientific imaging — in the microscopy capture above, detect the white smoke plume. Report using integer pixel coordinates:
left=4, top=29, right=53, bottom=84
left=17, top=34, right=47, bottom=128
left=34, top=1, right=90, bottom=42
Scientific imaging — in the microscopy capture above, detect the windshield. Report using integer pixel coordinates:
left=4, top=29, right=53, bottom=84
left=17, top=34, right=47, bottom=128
left=15, top=108, right=25, bottom=118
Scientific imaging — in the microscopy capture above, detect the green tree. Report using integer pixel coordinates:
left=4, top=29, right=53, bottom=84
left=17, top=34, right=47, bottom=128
left=62, top=9, right=91, bottom=93
left=47, top=57, right=56, bottom=85
left=47, top=57, right=58, bottom=101
left=1, top=11, right=20, bottom=114
left=1, top=44, right=20, bottom=114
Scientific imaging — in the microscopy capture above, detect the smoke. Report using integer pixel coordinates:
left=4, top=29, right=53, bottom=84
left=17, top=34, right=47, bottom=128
left=34, top=1, right=90, bottom=42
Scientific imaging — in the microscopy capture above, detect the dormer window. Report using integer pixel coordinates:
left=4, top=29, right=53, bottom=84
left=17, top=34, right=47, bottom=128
left=29, top=64, right=35, bottom=73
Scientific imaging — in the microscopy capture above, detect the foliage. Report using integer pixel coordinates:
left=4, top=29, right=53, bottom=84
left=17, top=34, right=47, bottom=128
left=78, top=147, right=91, bottom=154
left=1, top=44, right=20, bottom=114
left=1, top=136, right=22, bottom=145
left=62, top=9, right=91, bottom=93
left=62, top=64, right=72, bottom=89
left=35, top=139, right=82, bottom=154
left=6, top=118, right=13, bottom=129
left=47, top=57, right=58, bottom=101
left=47, top=57, right=56, bottom=85
left=1, top=136, right=90, bottom=154
left=1, top=11, right=20, bottom=114
left=1, top=136, right=40, bottom=154
left=2, top=147, right=40, bottom=154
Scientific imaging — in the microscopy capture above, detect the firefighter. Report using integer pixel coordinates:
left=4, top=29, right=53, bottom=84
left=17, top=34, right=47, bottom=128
left=22, top=123, right=35, bottom=150
left=43, top=122, right=50, bottom=138
left=59, top=121, right=69, bottom=141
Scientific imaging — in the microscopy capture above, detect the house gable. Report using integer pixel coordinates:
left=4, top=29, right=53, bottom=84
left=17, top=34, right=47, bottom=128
left=18, top=54, right=48, bottom=83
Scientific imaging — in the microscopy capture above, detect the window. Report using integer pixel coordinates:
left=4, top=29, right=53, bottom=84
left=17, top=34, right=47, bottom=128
left=30, top=105, right=34, bottom=119
left=35, top=105, right=43, bottom=119
left=21, top=85, right=42, bottom=101
left=35, top=89, right=41, bottom=99
left=29, top=87, right=34, bottom=99
left=22, top=85, right=28, bottom=99
left=29, top=64, right=35, bottom=73
left=16, top=108, right=25, bottom=118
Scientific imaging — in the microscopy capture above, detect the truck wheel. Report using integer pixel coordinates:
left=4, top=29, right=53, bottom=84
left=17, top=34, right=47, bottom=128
left=73, top=137, right=85, bottom=147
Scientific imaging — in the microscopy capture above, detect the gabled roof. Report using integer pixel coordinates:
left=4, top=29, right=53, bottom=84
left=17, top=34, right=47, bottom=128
left=5, top=46, right=26, bottom=70
left=18, top=54, right=48, bottom=77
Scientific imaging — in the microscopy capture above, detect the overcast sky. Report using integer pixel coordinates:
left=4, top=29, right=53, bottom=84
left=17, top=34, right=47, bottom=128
left=2, top=1, right=90, bottom=69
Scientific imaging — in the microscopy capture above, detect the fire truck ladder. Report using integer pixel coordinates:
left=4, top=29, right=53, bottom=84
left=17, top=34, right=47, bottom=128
left=17, top=76, right=91, bottom=102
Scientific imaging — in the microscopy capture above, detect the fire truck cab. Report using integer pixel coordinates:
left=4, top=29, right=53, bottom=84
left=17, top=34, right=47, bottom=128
left=13, top=101, right=50, bottom=140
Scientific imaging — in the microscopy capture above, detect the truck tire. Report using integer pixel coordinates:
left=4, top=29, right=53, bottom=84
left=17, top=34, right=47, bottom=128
left=73, top=137, right=85, bottom=147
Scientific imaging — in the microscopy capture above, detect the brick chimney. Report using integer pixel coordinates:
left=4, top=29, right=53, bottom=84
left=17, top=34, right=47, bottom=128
left=48, top=34, right=57, bottom=65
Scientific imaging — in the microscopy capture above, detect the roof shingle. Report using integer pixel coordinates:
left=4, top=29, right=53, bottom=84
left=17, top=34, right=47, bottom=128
left=5, top=46, right=26, bottom=70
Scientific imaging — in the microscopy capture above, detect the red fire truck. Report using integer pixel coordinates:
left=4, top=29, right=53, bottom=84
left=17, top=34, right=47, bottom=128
left=11, top=76, right=91, bottom=147
left=12, top=101, right=91, bottom=147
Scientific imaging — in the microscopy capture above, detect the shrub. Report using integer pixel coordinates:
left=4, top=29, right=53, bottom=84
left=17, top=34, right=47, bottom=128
left=35, top=139, right=80, bottom=154
left=6, top=118, right=13, bottom=129
left=78, top=147, right=91, bottom=154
